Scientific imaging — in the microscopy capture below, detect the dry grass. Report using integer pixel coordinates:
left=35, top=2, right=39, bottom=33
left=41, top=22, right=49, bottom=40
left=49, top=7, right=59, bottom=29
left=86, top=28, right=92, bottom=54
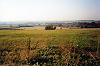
left=0, top=28, right=100, bottom=66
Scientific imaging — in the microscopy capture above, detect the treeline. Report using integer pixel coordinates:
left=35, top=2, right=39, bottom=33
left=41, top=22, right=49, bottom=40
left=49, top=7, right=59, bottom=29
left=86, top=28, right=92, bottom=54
left=78, top=22, right=100, bottom=28
left=65, top=21, right=100, bottom=28
left=58, top=21, right=100, bottom=28
left=45, top=21, right=100, bottom=28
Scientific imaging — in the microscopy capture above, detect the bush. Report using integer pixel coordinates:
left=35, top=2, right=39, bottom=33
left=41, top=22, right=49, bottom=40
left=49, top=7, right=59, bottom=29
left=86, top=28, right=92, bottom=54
left=28, top=45, right=67, bottom=66
left=45, top=25, right=56, bottom=30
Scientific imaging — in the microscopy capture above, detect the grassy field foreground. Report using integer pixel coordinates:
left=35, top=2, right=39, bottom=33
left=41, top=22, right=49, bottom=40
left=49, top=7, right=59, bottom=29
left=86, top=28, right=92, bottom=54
left=0, top=29, right=100, bottom=66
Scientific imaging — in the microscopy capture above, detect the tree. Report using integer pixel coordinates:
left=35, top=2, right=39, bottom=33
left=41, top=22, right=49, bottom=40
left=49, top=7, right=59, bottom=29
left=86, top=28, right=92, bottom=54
left=45, top=25, right=56, bottom=30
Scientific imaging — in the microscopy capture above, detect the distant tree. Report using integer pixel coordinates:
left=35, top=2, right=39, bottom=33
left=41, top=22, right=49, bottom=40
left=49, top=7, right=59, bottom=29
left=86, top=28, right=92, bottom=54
left=45, top=25, right=56, bottom=30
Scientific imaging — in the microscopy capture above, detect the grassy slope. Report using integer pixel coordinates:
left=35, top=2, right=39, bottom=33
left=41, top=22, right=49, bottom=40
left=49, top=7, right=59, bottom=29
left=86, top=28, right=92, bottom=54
left=0, top=29, right=100, bottom=65
left=0, top=29, right=100, bottom=47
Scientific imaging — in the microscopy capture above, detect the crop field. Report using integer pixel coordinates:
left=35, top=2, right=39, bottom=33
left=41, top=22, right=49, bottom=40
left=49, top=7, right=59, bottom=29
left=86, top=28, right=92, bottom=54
left=0, top=29, right=100, bottom=66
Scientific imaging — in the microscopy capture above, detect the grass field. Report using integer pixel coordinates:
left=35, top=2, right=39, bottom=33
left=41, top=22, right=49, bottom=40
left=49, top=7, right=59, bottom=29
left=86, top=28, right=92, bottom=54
left=0, top=29, right=100, bottom=66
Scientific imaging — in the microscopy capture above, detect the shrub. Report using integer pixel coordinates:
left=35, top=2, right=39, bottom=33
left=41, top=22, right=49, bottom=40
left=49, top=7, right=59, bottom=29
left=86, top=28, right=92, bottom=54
left=45, top=25, right=56, bottom=30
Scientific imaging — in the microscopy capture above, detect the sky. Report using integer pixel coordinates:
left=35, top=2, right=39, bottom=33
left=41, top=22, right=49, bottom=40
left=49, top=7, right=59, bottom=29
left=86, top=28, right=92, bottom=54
left=0, top=0, right=100, bottom=22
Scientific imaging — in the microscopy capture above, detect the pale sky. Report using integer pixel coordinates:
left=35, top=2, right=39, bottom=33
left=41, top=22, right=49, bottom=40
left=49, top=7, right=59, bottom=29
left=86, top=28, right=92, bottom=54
left=0, top=0, right=100, bottom=22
